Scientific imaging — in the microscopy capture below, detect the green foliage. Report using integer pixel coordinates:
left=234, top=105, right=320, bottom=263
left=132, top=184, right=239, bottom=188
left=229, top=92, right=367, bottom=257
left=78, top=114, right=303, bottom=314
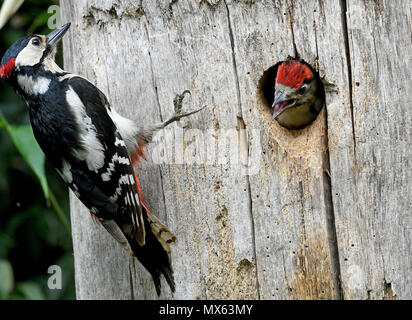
left=0, top=113, right=49, bottom=199
left=0, top=0, right=75, bottom=300
left=0, top=259, right=13, bottom=299
left=15, top=281, right=46, bottom=300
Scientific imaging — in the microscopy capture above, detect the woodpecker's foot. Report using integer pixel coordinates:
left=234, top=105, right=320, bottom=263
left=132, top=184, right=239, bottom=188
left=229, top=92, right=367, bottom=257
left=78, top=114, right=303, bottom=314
left=173, top=90, right=191, bottom=115
left=170, top=90, right=206, bottom=122
left=158, top=90, right=206, bottom=129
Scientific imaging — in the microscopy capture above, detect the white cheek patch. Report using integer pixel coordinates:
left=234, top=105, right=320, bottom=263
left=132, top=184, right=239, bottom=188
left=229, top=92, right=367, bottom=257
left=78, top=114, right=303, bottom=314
left=17, top=74, right=50, bottom=95
left=15, top=45, right=44, bottom=67
left=66, top=86, right=106, bottom=171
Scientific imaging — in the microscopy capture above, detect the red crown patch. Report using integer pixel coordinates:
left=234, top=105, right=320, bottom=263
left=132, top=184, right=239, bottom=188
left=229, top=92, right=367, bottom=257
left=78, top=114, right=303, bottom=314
left=0, top=57, right=16, bottom=79
left=275, top=60, right=313, bottom=89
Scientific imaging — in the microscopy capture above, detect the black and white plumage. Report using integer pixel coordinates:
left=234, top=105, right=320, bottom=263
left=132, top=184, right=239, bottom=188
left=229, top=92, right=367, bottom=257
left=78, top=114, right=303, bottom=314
left=0, top=23, right=205, bottom=295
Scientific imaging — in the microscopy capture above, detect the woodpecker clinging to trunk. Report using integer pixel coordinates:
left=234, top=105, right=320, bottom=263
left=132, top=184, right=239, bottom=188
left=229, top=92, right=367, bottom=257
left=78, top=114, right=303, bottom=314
left=272, top=59, right=325, bottom=129
left=0, top=23, right=206, bottom=295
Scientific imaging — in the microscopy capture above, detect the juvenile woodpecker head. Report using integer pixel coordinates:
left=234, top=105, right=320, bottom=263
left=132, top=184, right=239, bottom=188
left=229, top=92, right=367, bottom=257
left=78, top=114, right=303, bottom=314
left=272, top=60, right=324, bottom=129
left=0, top=23, right=70, bottom=86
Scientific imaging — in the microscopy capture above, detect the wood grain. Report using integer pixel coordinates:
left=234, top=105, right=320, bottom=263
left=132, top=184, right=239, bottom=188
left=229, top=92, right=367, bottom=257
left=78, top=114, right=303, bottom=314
left=61, top=0, right=411, bottom=299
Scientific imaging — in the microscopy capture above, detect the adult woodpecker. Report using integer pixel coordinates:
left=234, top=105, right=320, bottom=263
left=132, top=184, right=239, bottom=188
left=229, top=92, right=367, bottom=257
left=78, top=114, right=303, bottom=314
left=0, top=23, right=206, bottom=295
left=272, top=59, right=325, bottom=129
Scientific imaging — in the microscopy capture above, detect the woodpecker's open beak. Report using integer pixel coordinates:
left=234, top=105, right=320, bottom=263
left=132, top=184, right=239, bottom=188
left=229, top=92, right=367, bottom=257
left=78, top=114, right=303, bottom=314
left=272, top=93, right=296, bottom=119
left=46, top=23, right=71, bottom=47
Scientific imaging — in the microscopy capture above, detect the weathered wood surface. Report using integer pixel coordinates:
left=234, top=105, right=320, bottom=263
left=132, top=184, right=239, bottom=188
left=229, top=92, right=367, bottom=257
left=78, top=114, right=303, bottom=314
left=330, top=0, right=412, bottom=299
left=61, top=0, right=411, bottom=299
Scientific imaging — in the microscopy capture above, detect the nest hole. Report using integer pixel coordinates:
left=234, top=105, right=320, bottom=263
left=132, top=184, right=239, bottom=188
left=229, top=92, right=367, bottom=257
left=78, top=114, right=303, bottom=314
left=258, top=59, right=325, bottom=130
left=258, top=64, right=279, bottom=112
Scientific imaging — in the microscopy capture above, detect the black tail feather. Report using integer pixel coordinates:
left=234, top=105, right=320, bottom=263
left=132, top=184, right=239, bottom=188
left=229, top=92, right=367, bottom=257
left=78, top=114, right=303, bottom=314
left=151, top=270, right=162, bottom=296
left=129, top=216, right=175, bottom=296
left=161, top=265, right=176, bottom=292
left=148, top=266, right=175, bottom=296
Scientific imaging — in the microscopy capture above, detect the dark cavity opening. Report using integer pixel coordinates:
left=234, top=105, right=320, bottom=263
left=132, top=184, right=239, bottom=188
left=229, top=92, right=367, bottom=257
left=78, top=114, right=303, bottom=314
left=258, top=64, right=279, bottom=110
left=258, top=59, right=325, bottom=130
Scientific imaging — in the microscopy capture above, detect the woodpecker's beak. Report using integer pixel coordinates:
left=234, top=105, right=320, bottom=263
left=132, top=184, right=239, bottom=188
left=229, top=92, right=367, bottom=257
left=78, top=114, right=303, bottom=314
left=46, top=23, right=71, bottom=47
left=272, top=93, right=285, bottom=110
left=272, top=92, right=296, bottom=119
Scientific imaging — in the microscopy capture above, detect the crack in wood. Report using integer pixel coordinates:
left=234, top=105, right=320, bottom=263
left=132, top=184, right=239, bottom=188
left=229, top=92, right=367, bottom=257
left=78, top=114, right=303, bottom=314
left=313, top=20, right=319, bottom=70
left=312, top=5, right=344, bottom=298
left=142, top=14, right=170, bottom=228
left=340, top=0, right=357, bottom=158
left=224, top=1, right=242, bottom=114
left=143, top=19, right=164, bottom=122
left=157, top=168, right=169, bottom=223
left=287, top=1, right=300, bottom=59
left=322, top=141, right=344, bottom=300
left=129, top=260, right=136, bottom=300
left=298, top=181, right=307, bottom=243
left=224, top=0, right=260, bottom=299
left=383, top=279, right=397, bottom=300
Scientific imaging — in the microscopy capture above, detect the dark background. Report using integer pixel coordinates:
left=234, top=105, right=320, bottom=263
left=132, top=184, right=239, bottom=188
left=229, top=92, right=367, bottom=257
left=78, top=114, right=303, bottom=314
left=0, top=0, right=75, bottom=299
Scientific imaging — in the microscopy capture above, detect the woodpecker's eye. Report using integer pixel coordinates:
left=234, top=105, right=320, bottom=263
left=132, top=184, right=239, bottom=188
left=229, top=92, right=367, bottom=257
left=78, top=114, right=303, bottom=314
left=32, top=38, right=41, bottom=46
left=298, top=84, right=308, bottom=95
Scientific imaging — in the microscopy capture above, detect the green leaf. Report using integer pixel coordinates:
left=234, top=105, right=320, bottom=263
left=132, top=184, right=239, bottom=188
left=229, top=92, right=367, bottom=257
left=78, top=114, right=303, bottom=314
left=49, top=189, right=71, bottom=236
left=0, top=259, right=14, bottom=299
left=0, top=231, right=15, bottom=257
left=27, top=11, right=53, bottom=34
left=0, top=112, right=49, bottom=200
left=16, top=281, right=46, bottom=300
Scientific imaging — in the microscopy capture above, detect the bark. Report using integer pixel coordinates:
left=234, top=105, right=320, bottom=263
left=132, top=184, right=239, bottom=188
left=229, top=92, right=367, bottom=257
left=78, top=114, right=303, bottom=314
left=61, top=0, right=411, bottom=299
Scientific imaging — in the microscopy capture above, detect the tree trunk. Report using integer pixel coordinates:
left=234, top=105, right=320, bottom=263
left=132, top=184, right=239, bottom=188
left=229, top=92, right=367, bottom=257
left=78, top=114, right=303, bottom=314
left=61, top=0, right=411, bottom=299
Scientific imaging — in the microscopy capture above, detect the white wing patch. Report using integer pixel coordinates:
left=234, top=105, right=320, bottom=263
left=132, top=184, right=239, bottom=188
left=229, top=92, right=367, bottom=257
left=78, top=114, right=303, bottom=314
left=17, top=75, right=50, bottom=95
left=66, top=86, right=105, bottom=171
left=114, top=174, right=137, bottom=194
left=115, top=137, right=126, bottom=147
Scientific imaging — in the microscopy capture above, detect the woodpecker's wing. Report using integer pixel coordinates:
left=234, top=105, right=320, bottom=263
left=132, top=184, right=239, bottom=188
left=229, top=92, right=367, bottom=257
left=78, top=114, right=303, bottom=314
left=67, top=163, right=135, bottom=251
left=63, top=75, right=146, bottom=246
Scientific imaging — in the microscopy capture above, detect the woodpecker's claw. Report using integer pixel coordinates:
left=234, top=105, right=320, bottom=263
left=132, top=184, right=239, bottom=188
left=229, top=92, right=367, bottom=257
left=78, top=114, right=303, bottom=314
left=173, top=90, right=191, bottom=114
left=168, top=105, right=207, bottom=123
left=158, top=90, right=206, bottom=129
